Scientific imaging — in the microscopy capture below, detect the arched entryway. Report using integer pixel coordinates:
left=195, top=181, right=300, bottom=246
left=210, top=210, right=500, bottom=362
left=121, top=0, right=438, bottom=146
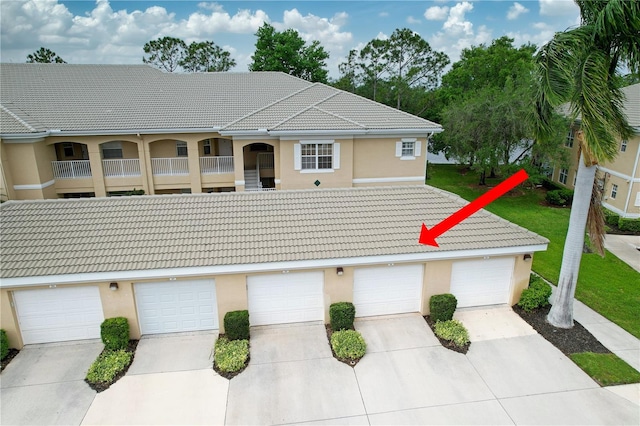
left=243, top=143, right=275, bottom=191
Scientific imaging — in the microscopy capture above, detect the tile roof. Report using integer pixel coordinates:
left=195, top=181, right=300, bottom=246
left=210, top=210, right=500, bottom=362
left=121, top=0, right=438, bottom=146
left=0, top=186, right=547, bottom=279
left=621, top=83, right=640, bottom=128
left=0, top=63, right=442, bottom=135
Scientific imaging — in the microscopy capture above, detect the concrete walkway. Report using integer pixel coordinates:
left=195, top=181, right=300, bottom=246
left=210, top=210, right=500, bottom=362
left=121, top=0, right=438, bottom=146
left=605, top=234, right=640, bottom=272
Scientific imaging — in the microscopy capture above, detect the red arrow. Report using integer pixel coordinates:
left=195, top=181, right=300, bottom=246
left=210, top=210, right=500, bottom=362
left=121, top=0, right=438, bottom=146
left=419, top=169, right=529, bottom=247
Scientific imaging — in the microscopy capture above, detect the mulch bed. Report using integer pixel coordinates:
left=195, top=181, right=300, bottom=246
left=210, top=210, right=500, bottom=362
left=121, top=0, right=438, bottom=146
left=1, top=348, right=20, bottom=372
left=424, top=316, right=470, bottom=354
left=85, top=339, right=139, bottom=393
left=513, top=305, right=611, bottom=356
left=212, top=334, right=250, bottom=380
left=325, top=325, right=362, bottom=367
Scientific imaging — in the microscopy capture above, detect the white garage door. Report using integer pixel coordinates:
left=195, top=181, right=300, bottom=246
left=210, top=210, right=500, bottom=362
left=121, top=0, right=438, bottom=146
left=450, top=257, right=515, bottom=308
left=14, top=286, right=104, bottom=345
left=353, top=264, right=423, bottom=317
left=247, top=271, right=324, bottom=326
left=135, top=279, right=218, bottom=335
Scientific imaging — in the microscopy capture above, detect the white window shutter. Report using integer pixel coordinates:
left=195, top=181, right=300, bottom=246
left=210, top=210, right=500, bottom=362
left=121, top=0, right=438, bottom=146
left=333, top=143, right=340, bottom=169
left=294, top=143, right=301, bottom=170
left=415, top=141, right=422, bottom=156
left=395, top=141, right=402, bottom=157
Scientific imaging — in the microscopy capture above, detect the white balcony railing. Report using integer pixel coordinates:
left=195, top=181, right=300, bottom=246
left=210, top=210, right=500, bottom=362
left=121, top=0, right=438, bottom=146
left=200, top=156, right=234, bottom=174
left=257, top=152, right=274, bottom=169
left=151, top=157, right=189, bottom=176
left=245, top=187, right=277, bottom=191
left=102, top=159, right=141, bottom=177
left=52, top=160, right=92, bottom=179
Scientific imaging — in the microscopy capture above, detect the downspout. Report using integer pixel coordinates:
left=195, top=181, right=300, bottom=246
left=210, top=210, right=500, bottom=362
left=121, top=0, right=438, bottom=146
left=623, top=139, right=640, bottom=215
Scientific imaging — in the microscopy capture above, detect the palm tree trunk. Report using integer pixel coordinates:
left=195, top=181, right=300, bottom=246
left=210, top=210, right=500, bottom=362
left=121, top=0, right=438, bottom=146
left=547, top=151, right=596, bottom=328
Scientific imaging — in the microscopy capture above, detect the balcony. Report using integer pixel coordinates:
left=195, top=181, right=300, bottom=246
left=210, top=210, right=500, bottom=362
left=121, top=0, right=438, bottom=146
left=151, top=158, right=189, bottom=176
left=52, top=160, right=92, bottom=179
left=102, top=159, right=141, bottom=177
left=200, top=156, right=234, bottom=174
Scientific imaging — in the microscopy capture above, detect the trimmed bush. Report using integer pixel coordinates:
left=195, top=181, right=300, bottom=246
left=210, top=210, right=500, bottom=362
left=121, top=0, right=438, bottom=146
left=214, top=337, right=249, bottom=373
left=546, top=189, right=573, bottom=206
left=86, top=349, right=132, bottom=384
left=434, top=320, right=470, bottom=347
left=1, top=329, right=9, bottom=360
left=100, top=317, right=129, bottom=351
left=224, top=310, right=250, bottom=341
left=518, top=275, right=552, bottom=312
left=604, top=209, right=620, bottom=227
left=329, top=302, right=356, bottom=331
left=330, top=329, right=366, bottom=359
left=430, top=294, right=457, bottom=322
left=618, top=217, right=640, bottom=233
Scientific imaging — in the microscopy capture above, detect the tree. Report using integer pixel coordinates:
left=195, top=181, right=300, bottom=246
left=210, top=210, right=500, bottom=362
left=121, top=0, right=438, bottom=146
left=249, top=23, right=329, bottom=83
left=533, top=0, right=639, bottom=328
left=143, top=37, right=187, bottom=72
left=26, top=47, right=66, bottom=63
left=385, top=29, right=449, bottom=109
left=180, top=41, right=236, bottom=72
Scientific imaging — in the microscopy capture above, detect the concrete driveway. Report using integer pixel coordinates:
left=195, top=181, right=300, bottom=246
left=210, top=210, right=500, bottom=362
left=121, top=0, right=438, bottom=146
left=3, top=310, right=639, bottom=425
left=0, top=340, right=103, bottom=425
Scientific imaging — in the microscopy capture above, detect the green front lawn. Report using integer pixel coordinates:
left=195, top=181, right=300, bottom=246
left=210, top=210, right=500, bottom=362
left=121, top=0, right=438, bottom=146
left=427, top=164, right=640, bottom=338
left=570, top=352, right=640, bottom=386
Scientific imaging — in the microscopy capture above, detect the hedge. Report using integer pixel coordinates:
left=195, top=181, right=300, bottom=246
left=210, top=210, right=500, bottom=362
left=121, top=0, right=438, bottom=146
left=100, top=317, right=130, bottom=351
left=224, top=310, right=250, bottom=341
left=518, top=275, right=552, bottom=312
left=618, top=217, right=640, bottom=233
left=329, top=302, right=356, bottom=331
left=0, top=329, right=9, bottom=360
left=430, top=294, right=457, bottom=322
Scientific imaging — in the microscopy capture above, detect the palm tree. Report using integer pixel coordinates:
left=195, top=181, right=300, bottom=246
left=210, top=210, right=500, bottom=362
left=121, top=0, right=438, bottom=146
left=533, top=0, right=639, bottom=328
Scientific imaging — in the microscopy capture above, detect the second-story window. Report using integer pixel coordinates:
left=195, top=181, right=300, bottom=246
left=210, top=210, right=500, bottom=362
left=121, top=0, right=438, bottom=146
left=63, top=142, right=75, bottom=157
left=611, top=184, right=618, bottom=199
left=565, top=129, right=574, bottom=147
left=559, top=168, right=568, bottom=184
left=203, top=139, right=212, bottom=156
left=621, top=140, right=627, bottom=152
left=101, top=141, right=123, bottom=159
left=176, top=141, right=188, bottom=157
left=301, top=143, right=332, bottom=170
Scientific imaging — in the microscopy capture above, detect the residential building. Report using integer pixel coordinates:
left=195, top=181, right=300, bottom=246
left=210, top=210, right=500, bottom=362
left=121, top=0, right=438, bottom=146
left=551, top=83, right=640, bottom=218
left=0, top=64, right=441, bottom=200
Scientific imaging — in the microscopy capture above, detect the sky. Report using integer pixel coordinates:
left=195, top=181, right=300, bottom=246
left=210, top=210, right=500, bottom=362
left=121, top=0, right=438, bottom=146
left=0, top=0, right=581, bottom=78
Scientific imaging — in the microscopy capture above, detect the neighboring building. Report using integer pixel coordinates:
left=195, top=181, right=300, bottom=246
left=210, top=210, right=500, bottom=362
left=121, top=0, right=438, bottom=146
left=0, top=64, right=442, bottom=200
left=551, top=83, right=640, bottom=218
left=0, top=187, right=548, bottom=348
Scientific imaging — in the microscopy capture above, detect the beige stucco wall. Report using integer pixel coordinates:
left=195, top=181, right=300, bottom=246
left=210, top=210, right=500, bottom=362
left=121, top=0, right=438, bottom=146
left=510, top=255, right=534, bottom=305
left=98, top=281, right=141, bottom=339
left=323, top=266, right=354, bottom=323
left=215, top=275, right=248, bottom=334
left=601, top=136, right=640, bottom=176
left=353, top=138, right=426, bottom=181
left=422, top=260, right=453, bottom=314
left=0, top=289, right=23, bottom=349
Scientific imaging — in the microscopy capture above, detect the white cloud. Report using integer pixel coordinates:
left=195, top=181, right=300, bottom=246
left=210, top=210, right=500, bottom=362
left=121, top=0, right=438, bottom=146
left=427, top=2, right=492, bottom=64
left=376, top=32, right=389, bottom=41
left=378, top=12, right=389, bottom=17
left=407, top=16, right=421, bottom=24
left=507, top=2, right=529, bottom=20
left=443, top=2, right=474, bottom=36
left=539, top=0, right=579, bottom=17
left=507, top=21, right=556, bottom=49
left=424, top=6, right=450, bottom=21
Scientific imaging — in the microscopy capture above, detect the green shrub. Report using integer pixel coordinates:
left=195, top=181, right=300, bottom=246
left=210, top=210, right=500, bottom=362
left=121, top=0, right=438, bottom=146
left=329, top=302, right=356, bottom=331
left=214, top=337, right=249, bottom=373
left=542, top=178, right=563, bottom=191
left=430, top=294, right=457, bottom=322
left=603, top=209, right=620, bottom=227
left=0, top=329, right=9, bottom=360
left=546, top=189, right=573, bottom=206
left=434, top=320, right=470, bottom=347
left=330, top=330, right=366, bottom=359
left=518, top=275, right=552, bottom=312
left=100, top=317, right=129, bottom=351
left=618, top=217, right=640, bottom=233
left=86, top=350, right=132, bottom=384
left=224, top=310, right=250, bottom=341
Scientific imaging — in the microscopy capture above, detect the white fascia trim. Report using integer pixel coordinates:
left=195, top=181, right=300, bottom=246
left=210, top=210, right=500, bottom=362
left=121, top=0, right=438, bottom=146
left=0, top=244, right=548, bottom=288
left=598, top=166, right=640, bottom=182
left=1, top=135, right=48, bottom=143
left=228, top=135, right=278, bottom=141
left=13, top=180, right=55, bottom=190
left=353, top=176, right=425, bottom=184
left=49, top=128, right=222, bottom=137
left=602, top=202, right=640, bottom=219
left=267, top=128, right=443, bottom=137
left=218, top=130, right=270, bottom=137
